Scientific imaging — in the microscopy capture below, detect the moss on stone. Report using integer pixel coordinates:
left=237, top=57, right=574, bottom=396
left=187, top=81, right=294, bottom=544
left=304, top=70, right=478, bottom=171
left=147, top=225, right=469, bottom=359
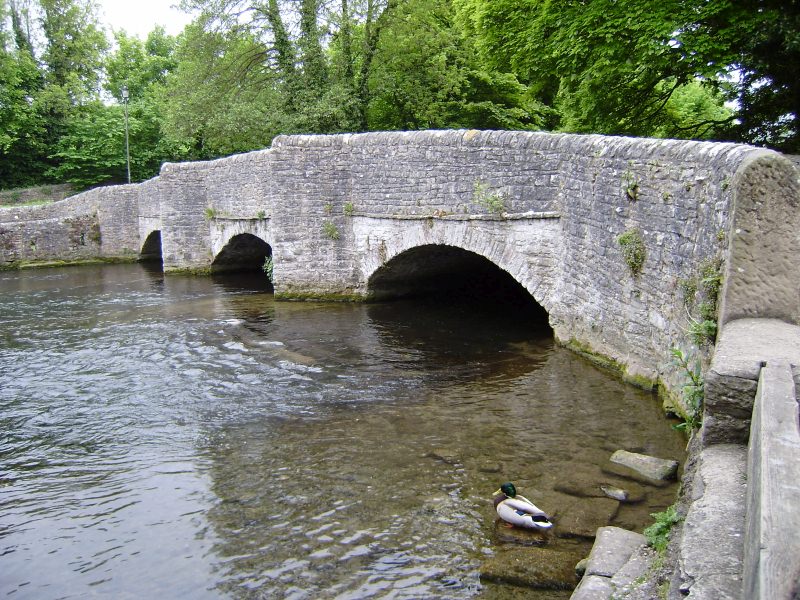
left=0, top=256, right=137, bottom=271
left=274, top=290, right=367, bottom=302
left=563, top=338, right=659, bottom=391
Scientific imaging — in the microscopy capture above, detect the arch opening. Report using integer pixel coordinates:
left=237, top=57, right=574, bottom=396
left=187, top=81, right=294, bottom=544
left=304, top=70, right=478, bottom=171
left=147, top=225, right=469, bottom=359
left=368, top=244, right=550, bottom=330
left=212, top=233, right=273, bottom=283
left=139, top=231, right=163, bottom=265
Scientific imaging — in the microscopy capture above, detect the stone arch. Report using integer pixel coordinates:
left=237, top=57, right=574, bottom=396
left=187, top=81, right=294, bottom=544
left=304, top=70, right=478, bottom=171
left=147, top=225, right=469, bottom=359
left=366, top=243, right=549, bottom=322
left=139, top=230, right=162, bottom=263
left=211, top=233, right=272, bottom=274
left=358, top=217, right=557, bottom=315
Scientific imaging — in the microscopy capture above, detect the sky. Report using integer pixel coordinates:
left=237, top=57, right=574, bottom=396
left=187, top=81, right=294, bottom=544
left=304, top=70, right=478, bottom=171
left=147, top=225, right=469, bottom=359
left=96, top=0, right=195, bottom=39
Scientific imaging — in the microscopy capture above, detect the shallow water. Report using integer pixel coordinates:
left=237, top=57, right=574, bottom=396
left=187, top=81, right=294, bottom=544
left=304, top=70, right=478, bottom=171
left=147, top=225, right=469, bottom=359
left=0, top=264, right=686, bottom=599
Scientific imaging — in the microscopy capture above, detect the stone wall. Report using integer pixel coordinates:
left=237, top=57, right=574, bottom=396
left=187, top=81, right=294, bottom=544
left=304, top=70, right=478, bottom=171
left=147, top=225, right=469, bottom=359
left=0, top=185, right=139, bottom=266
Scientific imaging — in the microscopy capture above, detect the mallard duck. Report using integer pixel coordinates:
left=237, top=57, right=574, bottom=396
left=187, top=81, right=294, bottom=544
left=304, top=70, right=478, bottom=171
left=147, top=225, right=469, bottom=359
left=493, top=482, right=553, bottom=530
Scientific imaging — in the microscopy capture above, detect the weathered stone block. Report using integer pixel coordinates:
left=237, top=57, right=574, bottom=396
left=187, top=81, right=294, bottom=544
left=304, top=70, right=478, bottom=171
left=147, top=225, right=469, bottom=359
left=609, top=450, right=678, bottom=482
left=584, top=526, right=647, bottom=579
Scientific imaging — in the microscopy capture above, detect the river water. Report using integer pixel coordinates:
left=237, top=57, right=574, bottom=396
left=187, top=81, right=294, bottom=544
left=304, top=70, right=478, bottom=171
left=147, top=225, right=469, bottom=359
left=0, top=263, right=685, bottom=599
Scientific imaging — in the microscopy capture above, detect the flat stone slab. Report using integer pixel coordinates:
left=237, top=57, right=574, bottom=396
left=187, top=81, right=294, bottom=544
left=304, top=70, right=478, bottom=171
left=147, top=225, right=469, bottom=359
left=554, top=497, right=620, bottom=539
left=585, top=526, right=647, bottom=578
left=610, top=544, right=652, bottom=589
left=678, top=444, right=747, bottom=600
left=570, top=574, right=614, bottom=600
left=702, top=318, right=800, bottom=445
left=744, top=359, right=800, bottom=600
left=610, top=450, right=678, bottom=481
left=480, top=546, right=581, bottom=590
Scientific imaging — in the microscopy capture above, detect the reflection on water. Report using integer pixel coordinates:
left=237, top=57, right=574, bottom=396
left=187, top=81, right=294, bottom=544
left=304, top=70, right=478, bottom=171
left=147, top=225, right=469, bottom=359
left=0, top=264, right=685, bottom=599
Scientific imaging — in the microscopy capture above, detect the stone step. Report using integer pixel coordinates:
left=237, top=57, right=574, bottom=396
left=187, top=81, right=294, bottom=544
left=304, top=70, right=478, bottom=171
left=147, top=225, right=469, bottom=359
left=570, top=526, right=647, bottom=600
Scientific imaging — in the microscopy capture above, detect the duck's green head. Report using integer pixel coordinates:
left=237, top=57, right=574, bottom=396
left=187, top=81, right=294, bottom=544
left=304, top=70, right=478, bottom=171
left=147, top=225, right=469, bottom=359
left=499, top=482, right=517, bottom=498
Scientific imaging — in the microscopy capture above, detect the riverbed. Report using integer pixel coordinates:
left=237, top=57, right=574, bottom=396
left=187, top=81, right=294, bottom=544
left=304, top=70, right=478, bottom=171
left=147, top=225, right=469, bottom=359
left=0, top=263, right=685, bottom=599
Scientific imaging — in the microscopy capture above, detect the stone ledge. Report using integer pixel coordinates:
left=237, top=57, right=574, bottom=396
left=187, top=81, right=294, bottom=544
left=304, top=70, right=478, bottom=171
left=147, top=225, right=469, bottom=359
left=676, top=443, right=747, bottom=599
left=702, top=318, right=800, bottom=446
left=571, top=527, right=648, bottom=600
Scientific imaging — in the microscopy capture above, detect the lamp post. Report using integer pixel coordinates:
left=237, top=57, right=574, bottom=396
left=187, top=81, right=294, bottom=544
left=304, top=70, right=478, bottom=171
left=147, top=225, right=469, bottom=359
left=121, top=86, right=131, bottom=184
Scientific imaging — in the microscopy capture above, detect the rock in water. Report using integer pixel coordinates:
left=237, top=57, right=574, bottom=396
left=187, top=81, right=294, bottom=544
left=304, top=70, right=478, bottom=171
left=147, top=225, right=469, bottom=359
left=480, top=547, right=583, bottom=590
left=609, top=450, right=678, bottom=481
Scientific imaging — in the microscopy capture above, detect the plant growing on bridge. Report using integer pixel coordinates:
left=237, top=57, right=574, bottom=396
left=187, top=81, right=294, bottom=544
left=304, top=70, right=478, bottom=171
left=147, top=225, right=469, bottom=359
left=343, top=202, right=354, bottom=217
left=262, top=256, right=274, bottom=283
left=617, top=228, right=646, bottom=276
left=472, top=180, right=506, bottom=216
left=644, top=503, right=682, bottom=553
left=622, top=169, right=640, bottom=200
left=322, top=221, right=341, bottom=241
left=204, top=207, right=217, bottom=220
left=671, top=347, right=703, bottom=432
left=680, top=257, right=723, bottom=345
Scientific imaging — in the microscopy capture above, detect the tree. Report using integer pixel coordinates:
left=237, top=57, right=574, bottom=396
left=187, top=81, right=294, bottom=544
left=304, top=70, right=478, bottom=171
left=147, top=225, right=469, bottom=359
left=174, top=0, right=392, bottom=138
left=0, top=0, right=48, bottom=187
left=159, top=22, right=285, bottom=158
left=454, top=0, right=772, bottom=143
left=40, top=0, right=107, bottom=97
left=367, top=0, right=544, bottom=131
left=714, top=0, right=800, bottom=151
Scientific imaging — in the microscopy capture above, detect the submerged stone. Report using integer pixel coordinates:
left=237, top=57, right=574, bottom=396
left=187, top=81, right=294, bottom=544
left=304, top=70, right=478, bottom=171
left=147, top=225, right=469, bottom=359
left=480, top=546, right=582, bottom=590
left=553, top=497, right=620, bottom=539
left=600, top=484, right=645, bottom=503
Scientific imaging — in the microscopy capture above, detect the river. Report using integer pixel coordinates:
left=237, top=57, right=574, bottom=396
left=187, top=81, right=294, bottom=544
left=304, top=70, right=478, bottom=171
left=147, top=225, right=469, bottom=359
left=0, top=263, right=685, bottom=599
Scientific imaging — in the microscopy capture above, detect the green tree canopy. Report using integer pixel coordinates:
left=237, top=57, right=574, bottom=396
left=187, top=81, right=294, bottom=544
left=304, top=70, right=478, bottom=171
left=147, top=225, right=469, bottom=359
left=454, top=0, right=797, bottom=149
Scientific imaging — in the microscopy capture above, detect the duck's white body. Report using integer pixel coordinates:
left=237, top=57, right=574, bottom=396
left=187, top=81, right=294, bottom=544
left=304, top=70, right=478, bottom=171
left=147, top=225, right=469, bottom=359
left=495, top=493, right=553, bottom=530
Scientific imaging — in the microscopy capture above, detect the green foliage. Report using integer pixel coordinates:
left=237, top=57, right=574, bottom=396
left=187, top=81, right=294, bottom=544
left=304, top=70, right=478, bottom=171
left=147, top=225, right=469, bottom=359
left=158, top=23, right=282, bottom=158
left=47, top=102, right=128, bottom=188
left=670, top=348, right=704, bottom=431
left=681, top=258, right=722, bottom=345
left=472, top=180, right=505, bottom=215
left=322, top=221, right=340, bottom=240
left=367, top=0, right=545, bottom=131
left=678, top=277, right=698, bottom=305
left=622, top=170, right=639, bottom=201
left=617, top=229, right=647, bottom=276
left=3, top=0, right=799, bottom=190
left=262, top=255, right=274, bottom=282
left=699, top=259, right=723, bottom=302
left=343, top=202, right=354, bottom=216
left=203, top=207, right=217, bottom=220
left=453, top=0, right=797, bottom=149
left=688, top=319, right=718, bottom=347
left=644, top=504, right=682, bottom=553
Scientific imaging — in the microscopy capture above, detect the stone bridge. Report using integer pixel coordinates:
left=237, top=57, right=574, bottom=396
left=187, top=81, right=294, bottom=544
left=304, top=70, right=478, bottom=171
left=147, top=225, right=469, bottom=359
left=1, top=130, right=798, bottom=598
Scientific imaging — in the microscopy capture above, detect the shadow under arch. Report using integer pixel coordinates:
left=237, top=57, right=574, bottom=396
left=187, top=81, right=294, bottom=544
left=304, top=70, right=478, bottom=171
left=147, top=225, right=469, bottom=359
left=212, top=233, right=272, bottom=274
left=365, top=244, right=552, bottom=379
left=367, top=243, right=550, bottom=331
left=370, top=243, right=546, bottom=311
left=139, top=230, right=163, bottom=264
